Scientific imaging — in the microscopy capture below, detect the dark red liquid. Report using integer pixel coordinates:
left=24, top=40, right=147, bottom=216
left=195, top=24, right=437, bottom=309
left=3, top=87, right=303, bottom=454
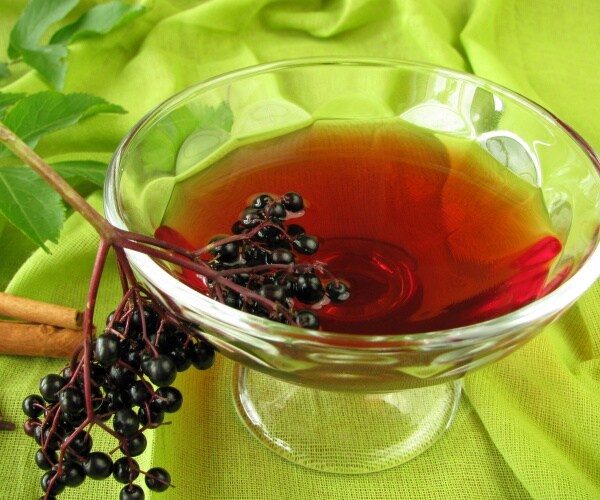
left=157, top=120, right=561, bottom=334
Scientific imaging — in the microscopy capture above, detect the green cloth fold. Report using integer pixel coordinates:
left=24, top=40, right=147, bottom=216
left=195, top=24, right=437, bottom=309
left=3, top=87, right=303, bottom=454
left=0, top=0, right=598, bottom=498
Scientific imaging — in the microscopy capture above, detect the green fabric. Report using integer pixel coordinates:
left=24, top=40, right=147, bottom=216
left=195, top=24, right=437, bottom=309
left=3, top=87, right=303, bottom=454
left=1, top=0, right=599, bottom=499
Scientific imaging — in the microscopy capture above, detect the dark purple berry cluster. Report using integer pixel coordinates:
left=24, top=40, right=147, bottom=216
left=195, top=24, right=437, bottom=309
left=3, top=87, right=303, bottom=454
left=21, top=191, right=349, bottom=500
left=202, top=192, right=350, bottom=330
left=22, top=295, right=214, bottom=500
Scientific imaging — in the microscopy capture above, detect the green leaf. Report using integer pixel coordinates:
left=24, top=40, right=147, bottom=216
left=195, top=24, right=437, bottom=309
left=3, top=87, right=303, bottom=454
left=0, top=92, right=26, bottom=109
left=0, top=93, right=26, bottom=119
left=51, top=160, right=107, bottom=186
left=0, top=166, right=65, bottom=251
left=0, top=62, right=10, bottom=79
left=20, top=44, right=69, bottom=90
left=8, top=0, right=79, bottom=59
left=50, top=1, right=146, bottom=44
left=0, top=91, right=126, bottom=158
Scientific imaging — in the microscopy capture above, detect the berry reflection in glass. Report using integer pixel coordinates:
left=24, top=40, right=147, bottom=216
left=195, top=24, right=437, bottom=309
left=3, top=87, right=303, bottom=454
left=157, top=120, right=561, bottom=334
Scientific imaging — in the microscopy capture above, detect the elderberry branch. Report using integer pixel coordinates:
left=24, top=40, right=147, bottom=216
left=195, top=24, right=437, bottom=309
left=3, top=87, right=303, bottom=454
left=3, top=114, right=351, bottom=499
left=0, top=121, right=118, bottom=240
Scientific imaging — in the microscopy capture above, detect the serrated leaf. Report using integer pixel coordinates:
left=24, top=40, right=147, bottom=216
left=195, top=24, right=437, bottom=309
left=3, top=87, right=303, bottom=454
left=0, top=92, right=26, bottom=109
left=50, top=1, right=146, bottom=44
left=0, top=62, right=10, bottom=79
left=21, top=44, right=69, bottom=90
left=0, top=166, right=65, bottom=251
left=8, top=0, right=79, bottom=59
left=51, top=160, right=107, bottom=186
left=0, top=93, right=26, bottom=120
left=0, top=92, right=126, bottom=158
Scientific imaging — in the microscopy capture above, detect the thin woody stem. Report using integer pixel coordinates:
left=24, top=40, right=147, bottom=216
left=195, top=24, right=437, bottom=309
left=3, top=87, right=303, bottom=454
left=0, top=121, right=117, bottom=239
left=82, top=239, right=111, bottom=415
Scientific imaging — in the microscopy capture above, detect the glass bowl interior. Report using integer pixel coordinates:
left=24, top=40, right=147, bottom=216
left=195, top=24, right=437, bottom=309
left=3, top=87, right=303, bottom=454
left=105, top=58, right=600, bottom=392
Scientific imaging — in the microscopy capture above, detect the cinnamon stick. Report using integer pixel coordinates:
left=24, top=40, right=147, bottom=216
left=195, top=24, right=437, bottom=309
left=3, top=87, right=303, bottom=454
left=0, top=292, right=83, bottom=330
left=0, top=321, right=82, bottom=358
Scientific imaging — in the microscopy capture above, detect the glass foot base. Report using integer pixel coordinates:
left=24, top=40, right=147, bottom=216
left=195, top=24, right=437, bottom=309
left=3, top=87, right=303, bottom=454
left=233, top=365, right=461, bottom=474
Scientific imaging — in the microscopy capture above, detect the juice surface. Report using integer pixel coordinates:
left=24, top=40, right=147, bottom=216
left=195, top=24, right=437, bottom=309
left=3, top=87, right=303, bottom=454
left=159, top=120, right=561, bottom=334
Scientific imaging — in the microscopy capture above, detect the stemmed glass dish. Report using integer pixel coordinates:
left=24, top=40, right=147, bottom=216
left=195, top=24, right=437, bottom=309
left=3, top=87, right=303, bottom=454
left=105, top=58, right=600, bottom=474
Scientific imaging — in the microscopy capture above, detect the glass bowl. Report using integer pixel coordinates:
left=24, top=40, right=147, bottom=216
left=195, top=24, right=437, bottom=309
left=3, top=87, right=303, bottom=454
left=105, top=58, right=600, bottom=473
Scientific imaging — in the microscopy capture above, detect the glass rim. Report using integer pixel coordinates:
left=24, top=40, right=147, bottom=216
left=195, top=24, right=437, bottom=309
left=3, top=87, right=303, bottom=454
left=104, top=56, right=600, bottom=347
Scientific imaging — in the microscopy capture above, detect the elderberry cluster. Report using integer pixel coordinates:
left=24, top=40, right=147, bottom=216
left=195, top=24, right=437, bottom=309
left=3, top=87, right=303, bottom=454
left=21, top=190, right=349, bottom=500
left=22, top=297, right=215, bottom=500
left=203, top=192, right=350, bottom=329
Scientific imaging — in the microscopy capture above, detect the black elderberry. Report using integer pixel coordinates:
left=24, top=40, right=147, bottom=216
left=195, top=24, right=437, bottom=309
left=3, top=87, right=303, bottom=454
left=58, top=387, right=84, bottom=416
left=131, top=307, right=159, bottom=335
left=113, top=457, right=140, bottom=484
left=292, top=234, right=319, bottom=255
left=33, top=424, right=43, bottom=445
left=94, top=334, right=121, bottom=367
left=67, top=430, right=93, bottom=457
left=39, top=374, right=66, bottom=403
left=295, top=310, right=320, bottom=329
left=108, top=365, right=137, bottom=388
left=120, top=484, right=145, bottom=500
left=106, top=312, right=126, bottom=335
left=34, top=448, right=56, bottom=470
left=140, top=351, right=153, bottom=371
left=269, top=247, right=295, bottom=265
left=120, top=433, right=147, bottom=457
left=326, top=281, right=350, bottom=303
left=295, top=272, right=325, bottom=304
left=112, top=408, right=140, bottom=437
left=61, top=460, right=86, bottom=487
left=169, top=344, right=192, bottom=372
left=240, top=207, right=264, bottom=228
left=231, top=220, right=247, bottom=234
left=252, top=193, right=274, bottom=209
left=255, top=224, right=283, bottom=242
left=138, top=404, right=164, bottom=426
left=121, top=345, right=142, bottom=369
left=61, top=409, right=86, bottom=428
left=286, top=223, right=305, bottom=236
left=22, top=394, right=45, bottom=418
left=189, top=341, right=215, bottom=370
left=145, top=467, right=171, bottom=492
left=129, top=380, right=151, bottom=407
left=42, top=428, right=62, bottom=451
left=105, top=388, right=133, bottom=411
left=142, top=354, right=177, bottom=386
left=147, top=329, right=173, bottom=352
left=267, top=201, right=287, bottom=220
left=281, top=192, right=304, bottom=212
left=155, top=386, right=183, bottom=413
left=269, top=236, right=292, bottom=250
left=272, top=272, right=296, bottom=298
left=40, top=469, right=66, bottom=495
left=212, top=240, right=241, bottom=263
left=89, top=362, right=108, bottom=386
left=259, top=283, right=287, bottom=303
left=243, top=244, right=268, bottom=265
left=83, top=451, right=113, bottom=480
